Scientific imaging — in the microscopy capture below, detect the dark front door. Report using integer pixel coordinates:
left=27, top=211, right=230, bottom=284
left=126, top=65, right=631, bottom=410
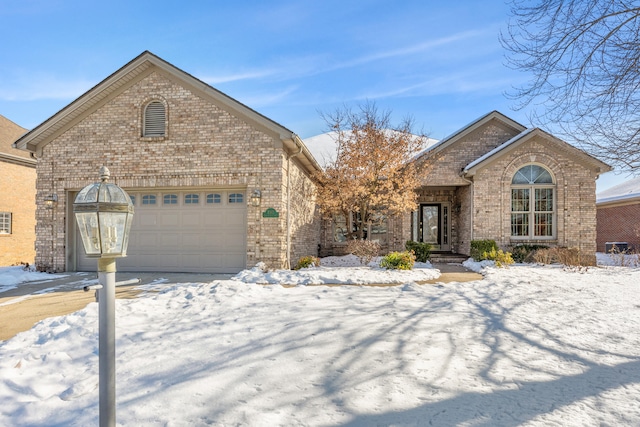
left=420, top=203, right=450, bottom=251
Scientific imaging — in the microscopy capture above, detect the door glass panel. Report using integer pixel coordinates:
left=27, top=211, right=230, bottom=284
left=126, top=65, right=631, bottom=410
left=422, top=205, right=439, bottom=245
left=443, top=206, right=449, bottom=245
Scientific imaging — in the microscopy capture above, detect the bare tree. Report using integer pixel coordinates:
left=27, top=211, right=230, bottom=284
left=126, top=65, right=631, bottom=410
left=501, top=0, right=640, bottom=171
left=314, top=102, right=428, bottom=240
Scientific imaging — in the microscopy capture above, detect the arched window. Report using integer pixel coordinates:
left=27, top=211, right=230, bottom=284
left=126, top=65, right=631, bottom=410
left=511, top=164, right=555, bottom=239
left=143, top=100, right=166, bottom=137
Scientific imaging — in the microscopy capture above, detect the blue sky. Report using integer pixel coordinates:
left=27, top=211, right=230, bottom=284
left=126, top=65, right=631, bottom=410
left=0, top=0, right=626, bottom=188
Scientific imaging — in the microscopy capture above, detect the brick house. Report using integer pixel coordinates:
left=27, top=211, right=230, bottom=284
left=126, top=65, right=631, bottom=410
left=596, top=177, right=640, bottom=252
left=13, top=51, right=320, bottom=273
left=0, top=114, right=36, bottom=266
left=319, top=111, right=611, bottom=262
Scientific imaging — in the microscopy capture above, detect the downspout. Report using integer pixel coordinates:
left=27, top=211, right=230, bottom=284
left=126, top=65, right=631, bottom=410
left=285, top=134, right=303, bottom=269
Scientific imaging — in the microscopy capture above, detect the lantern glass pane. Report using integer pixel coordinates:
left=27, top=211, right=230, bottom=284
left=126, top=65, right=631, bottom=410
left=75, top=212, right=101, bottom=256
left=98, top=212, right=128, bottom=255
left=75, top=183, right=100, bottom=203
left=99, top=184, right=130, bottom=204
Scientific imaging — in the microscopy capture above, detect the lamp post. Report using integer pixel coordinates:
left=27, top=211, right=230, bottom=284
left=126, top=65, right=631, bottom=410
left=73, top=166, right=134, bottom=427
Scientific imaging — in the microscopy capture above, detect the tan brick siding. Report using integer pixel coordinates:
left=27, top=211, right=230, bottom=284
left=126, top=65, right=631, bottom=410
left=596, top=202, right=640, bottom=252
left=286, top=155, right=320, bottom=266
left=34, top=70, right=316, bottom=272
left=0, top=162, right=36, bottom=266
left=472, top=136, right=599, bottom=259
left=419, top=121, right=521, bottom=186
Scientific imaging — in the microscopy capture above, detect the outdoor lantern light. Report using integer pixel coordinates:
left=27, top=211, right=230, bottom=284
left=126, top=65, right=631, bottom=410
left=73, top=166, right=134, bottom=427
left=74, top=166, right=134, bottom=258
left=44, top=194, right=58, bottom=208
left=250, top=189, right=262, bottom=207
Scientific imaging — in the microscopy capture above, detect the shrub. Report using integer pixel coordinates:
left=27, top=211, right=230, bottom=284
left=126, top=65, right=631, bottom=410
left=481, top=248, right=515, bottom=267
left=380, top=251, right=416, bottom=270
left=532, top=247, right=596, bottom=267
left=293, top=256, right=320, bottom=270
left=346, top=239, right=381, bottom=265
left=511, top=244, right=548, bottom=263
left=405, top=240, right=431, bottom=262
left=470, top=240, right=498, bottom=261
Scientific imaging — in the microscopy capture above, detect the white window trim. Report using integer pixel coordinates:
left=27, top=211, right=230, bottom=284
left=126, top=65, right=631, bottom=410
left=511, top=181, right=556, bottom=240
left=0, top=212, right=11, bottom=235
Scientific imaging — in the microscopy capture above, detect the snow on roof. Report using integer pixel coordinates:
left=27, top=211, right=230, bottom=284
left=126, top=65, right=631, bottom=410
left=303, top=131, right=438, bottom=168
left=596, top=176, right=640, bottom=204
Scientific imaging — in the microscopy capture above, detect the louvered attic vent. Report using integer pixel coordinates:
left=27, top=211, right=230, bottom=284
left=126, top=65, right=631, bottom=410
left=143, top=101, right=166, bottom=137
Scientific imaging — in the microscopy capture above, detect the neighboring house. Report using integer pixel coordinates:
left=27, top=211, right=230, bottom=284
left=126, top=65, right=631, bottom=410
left=13, top=51, right=321, bottom=273
left=596, top=177, right=640, bottom=252
left=316, top=111, right=611, bottom=262
left=0, top=114, right=36, bottom=266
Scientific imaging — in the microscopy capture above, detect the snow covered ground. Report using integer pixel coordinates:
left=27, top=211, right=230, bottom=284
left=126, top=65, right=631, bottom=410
left=1, top=255, right=640, bottom=426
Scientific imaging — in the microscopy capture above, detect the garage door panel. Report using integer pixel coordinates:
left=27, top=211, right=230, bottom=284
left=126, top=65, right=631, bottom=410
left=77, top=189, right=247, bottom=273
left=138, top=213, right=158, bottom=226
left=160, top=212, right=180, bottom=226
left=181, top=212, right=201, bottom=227
left=203, top=212, right=224, bottom=226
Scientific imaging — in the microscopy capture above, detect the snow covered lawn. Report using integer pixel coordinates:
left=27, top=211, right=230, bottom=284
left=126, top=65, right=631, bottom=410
left=1, top=259, right=640, bottom=426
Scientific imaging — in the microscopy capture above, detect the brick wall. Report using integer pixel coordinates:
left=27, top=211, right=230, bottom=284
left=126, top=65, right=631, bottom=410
left=34, top=70, right=315, bottom=272
left=419, top=121, right=520, bottom=186
left=472, top=136, right=599, bottom=259
left=285, top=155, right=320, bottom=266
left=0, top=161, right=36, bottom=266
left=596, top=202, right=640, bottom=252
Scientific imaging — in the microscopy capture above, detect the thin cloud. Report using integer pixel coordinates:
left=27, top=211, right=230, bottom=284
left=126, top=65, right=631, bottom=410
left=235, top=85, right=300, bottom=108
left=201, top=31, right=488, bottom=87
left=201, top=69, right=280, bottom=85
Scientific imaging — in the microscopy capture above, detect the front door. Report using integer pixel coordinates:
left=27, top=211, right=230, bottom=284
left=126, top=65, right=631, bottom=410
left=419, top=203, right=451, bottom=251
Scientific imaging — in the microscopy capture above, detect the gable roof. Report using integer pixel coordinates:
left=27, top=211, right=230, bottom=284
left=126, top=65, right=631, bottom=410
left=13, top=51, right=320, bottom=173
left=0, top=114, right=35, bottom=168
left=597, top=176, right=640, bottom=206
left=414, top=110, right=526, bottom=161
left=462, top=127, right=611, bottom=177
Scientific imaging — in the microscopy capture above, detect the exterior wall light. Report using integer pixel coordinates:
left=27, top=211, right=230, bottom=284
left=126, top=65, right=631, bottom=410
left=44, top=194, right=58, bottom=207
left=251, top=189, right=262, bottom=207
left=73, top=166, right=134, bottom=427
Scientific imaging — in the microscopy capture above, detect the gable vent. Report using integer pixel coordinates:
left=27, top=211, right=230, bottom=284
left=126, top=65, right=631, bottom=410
left=143, top=101, right=166, bottom=137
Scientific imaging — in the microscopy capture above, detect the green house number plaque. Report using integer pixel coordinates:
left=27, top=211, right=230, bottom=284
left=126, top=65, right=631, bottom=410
left=262, top=208, right=279, bottom=218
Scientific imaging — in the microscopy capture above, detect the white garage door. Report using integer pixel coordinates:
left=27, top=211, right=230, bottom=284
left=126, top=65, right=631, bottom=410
left=77, top=189, right=247, bottom=273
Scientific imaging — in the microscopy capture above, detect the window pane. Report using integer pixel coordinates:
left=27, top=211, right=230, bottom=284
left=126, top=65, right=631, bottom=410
left=206, top=193, right=221, bottom=204
left=164, top=194, right=178, bottom=205
left=333, top=214, right=347, bottom=242
left=129, top=195, right=136, bottom=205
left=184, top=194, right=199, bottom=204
left=535, top=213, right=553, bottom=236
left=0, top=212, right=11, bottom=234
left=511, top=213, right=529, bottom=236
left=511, top=189, right=530, bottom=212
left=512, top=165, right=553, bottom=184
left=535, top=188, right=553, bottom=212
left=142, top=195, right=156, bottom=205
left=229, top=193, right=244, bottom=203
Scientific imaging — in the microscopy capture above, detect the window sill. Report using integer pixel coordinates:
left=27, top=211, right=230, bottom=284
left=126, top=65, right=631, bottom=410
left=140, top=136, right=167, bottom=142
left=510, top=238, right=557, bottom=244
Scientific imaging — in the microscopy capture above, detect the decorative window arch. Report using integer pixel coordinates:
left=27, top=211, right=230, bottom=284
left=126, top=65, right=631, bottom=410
left=511, top=164, right=555, bottom=239
left=142, top=100, right=166, bottom=137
